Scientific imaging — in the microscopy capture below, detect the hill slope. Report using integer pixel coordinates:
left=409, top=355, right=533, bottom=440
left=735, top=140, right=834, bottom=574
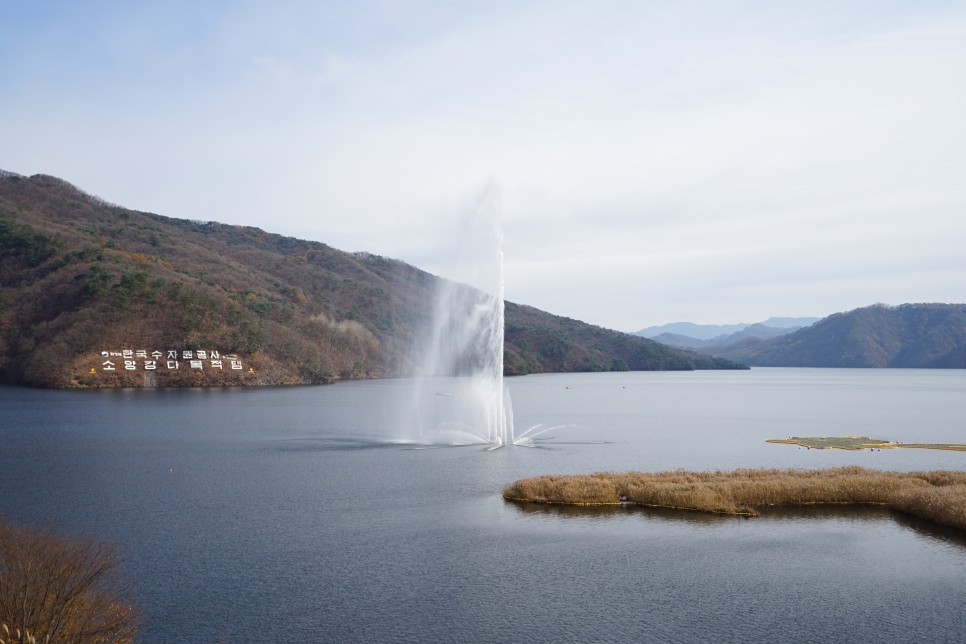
left=0, top=172, right=744, bottom=387
left=716, top=303, right=966, bottom=367
left=504, top=303, right=741, bottom=373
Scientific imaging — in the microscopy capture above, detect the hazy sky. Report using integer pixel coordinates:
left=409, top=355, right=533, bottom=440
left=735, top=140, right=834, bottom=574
left=3, top=1, right=964, bottom=331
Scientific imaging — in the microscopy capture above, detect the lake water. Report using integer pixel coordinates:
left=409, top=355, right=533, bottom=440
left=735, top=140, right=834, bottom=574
left=1, top=368, right=965, bottom=642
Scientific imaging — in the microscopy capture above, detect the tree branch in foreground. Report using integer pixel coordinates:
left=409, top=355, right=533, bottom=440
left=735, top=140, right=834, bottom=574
left=0, top=520, right=142, bottom=643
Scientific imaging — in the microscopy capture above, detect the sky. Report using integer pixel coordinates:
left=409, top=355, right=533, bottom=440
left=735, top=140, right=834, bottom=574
left=2, top=1, right=964, bottom=331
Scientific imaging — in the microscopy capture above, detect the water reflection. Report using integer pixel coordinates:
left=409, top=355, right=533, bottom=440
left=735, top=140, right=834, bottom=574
left=3, top=370, right=965, bottom=642
left=508, top=500, right=966, bottom=547
left=273, top=436, right=497, bottom=452
left=508, top=500, right=735, bottom=525
left=889, top=511, right=966, bottom=549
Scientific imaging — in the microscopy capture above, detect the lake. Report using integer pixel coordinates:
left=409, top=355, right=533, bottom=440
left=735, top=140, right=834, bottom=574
left=2, top=368, right=965, bottom=642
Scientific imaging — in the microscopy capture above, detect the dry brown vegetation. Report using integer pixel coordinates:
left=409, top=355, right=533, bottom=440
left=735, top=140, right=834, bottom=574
left=0, top=520, right=141, bottom=642
left=503, top=467, right=966, bottom=531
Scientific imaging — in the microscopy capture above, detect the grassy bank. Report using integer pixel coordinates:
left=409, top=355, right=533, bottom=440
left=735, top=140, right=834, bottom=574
left=503, top=467, right=966, bottom=531
left=766, top=436, right=966, bottom=451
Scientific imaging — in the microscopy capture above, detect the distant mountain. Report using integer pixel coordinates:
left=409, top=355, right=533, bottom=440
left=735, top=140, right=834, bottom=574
left=713, top=304, right=966, bottom=367
left=649, top=332, right=710, bottom=350
left=652, top=322, right=804, bottom=350
left=0, top=171, right=745, bottom=387
left=636, top=321, right=746, bottom=340
left=635, top=317, right=818, bottom=341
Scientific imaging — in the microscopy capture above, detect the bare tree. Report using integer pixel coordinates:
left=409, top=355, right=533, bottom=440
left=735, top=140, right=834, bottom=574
left=0, top=520, right=141, bottom=643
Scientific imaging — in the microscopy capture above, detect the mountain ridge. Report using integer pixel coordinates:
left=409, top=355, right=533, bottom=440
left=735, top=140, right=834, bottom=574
left=711, top=303, right=966, bottom=367
left=0, top=171, right=744, bottom=387
left=651, top=322, right=800, bottom=350
left=635, top=316, right=819, bottom=341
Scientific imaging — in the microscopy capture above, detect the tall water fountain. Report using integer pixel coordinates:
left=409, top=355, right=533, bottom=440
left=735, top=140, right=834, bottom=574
left=405, top=183, right=515, bottom=447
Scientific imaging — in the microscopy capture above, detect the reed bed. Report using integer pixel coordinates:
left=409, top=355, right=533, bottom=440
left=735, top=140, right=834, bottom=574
left=503, top=467, right=966, bottom=531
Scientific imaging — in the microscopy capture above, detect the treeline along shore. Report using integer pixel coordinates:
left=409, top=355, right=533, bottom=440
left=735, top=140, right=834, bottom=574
left=503, top=467, right=966, bottom=532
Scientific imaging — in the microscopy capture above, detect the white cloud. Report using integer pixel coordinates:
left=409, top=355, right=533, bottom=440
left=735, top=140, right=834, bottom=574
left=2, top=1, right=965, bottom=329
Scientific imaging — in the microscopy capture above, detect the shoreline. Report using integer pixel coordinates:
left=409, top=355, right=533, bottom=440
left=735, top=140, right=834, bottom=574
left=503, top=466, right=966, bottom=531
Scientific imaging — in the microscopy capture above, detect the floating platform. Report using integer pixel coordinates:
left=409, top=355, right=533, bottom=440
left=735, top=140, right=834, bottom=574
left=766, top=436, right=966, bottom=452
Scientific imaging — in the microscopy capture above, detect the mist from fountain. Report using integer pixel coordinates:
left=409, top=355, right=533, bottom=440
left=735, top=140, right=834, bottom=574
left=403, top=183, right=515, bottom=448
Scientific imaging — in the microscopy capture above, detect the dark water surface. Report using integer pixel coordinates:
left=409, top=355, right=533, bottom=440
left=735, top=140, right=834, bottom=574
left=2, top=368, right=965, bottom=642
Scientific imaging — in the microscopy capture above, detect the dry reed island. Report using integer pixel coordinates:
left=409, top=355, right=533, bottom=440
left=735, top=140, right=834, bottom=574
left=503, top=467, right=966, bottom=532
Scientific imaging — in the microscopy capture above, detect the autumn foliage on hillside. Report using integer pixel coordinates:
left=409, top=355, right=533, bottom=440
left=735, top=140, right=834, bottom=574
left=0, top=173, right=431, bottom=387
left=0, top=172, right=743, bottom=387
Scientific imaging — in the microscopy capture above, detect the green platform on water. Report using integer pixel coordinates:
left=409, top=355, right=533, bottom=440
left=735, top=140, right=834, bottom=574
left=767, top=436, right=966, bottom=452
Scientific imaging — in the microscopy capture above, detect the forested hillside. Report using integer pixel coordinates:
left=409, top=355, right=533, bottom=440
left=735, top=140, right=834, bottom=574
left=716, top=303, right=966, bottom=367
left=0, top=171, right=743, bottom=387
left=504, top=303, right=736, bottom=373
